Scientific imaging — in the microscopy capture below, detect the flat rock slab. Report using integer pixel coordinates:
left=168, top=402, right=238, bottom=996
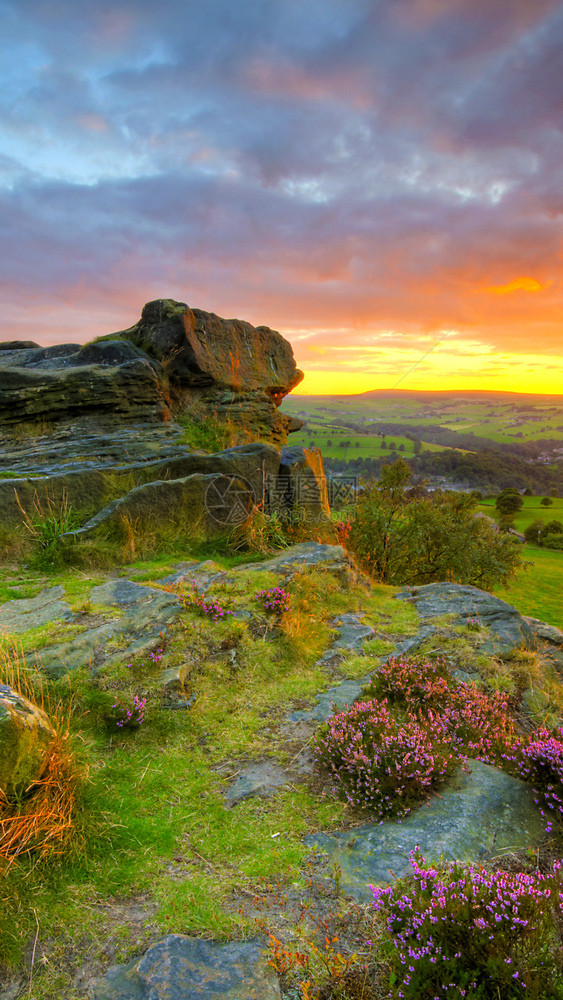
left=34, top=582, right=181, bottom=677
left=235, top=542, right=347, bottom=574
left=308, top=760, right=545, bottom=901
left=93, top=935, right=280, bottom=1000
left=225, top=761, right=289, bottom=806
left=157, top=560, right=227, bottom=591
left=289, top=673, right=373, bottom=725
left=320, top=612, right=375, bottom=657
left=90, top=580, right=181, bottom=615
left=396, top=582, right=535, bottom=657
left=0, top=586, right=74, bottom=634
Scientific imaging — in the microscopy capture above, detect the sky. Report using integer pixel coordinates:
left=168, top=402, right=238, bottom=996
left=1, top=0, right=562, bottom=395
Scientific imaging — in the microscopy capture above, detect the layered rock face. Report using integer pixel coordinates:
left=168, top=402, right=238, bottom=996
left=0, top=302, right=324, bottom=539
left=118, top=298, right=304, bottom=442
left=0, top=299, right=303, bottom=441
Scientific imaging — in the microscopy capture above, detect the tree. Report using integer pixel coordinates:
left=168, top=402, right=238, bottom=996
left=495, top=488, right=523, bottom=517
left=348, top=460, right=522, bottom=587
left=541, top=497, right=554, bottom=507
left=524, top=519, right=545, bottom=545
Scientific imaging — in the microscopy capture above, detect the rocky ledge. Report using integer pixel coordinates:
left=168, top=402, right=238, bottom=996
left=0, top=298, right=303, bottom=442
left=0, top=301, right=318, bottom=539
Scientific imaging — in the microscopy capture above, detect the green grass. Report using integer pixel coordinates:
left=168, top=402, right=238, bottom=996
left=478, top=496, right=563, bottom=533
left=289, top=422, right=459, bottom=460
left=474, top=497, right=563, bottom=628
left=0, top=553, right=421, bottom=998
left=282, top=393, right=563, bottom=445
left=493, top=545, right=563, bottom=629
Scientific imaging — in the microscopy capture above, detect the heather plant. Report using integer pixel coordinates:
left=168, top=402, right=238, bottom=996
left=177, top=580, right=235, bottom=621
left=372, top=850, right=563, bottom=999
left=502, top=726, right=563, bottom=834
left=466, top=617, right=481, bottom=631
left=111, top=694, right=147, bottom=729
left=363, top=656, right=515, bottom=765
left=313, top=699, right=456, bottom=818
left=255, top=586, right=291, bottom=615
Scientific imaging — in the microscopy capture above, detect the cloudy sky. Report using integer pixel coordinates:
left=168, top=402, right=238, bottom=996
left=1, top=0, right=562, bottom=394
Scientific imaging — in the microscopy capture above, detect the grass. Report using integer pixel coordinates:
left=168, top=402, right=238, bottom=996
left=493, top=546, right=563, bottom=630
left=474, top=497, right=563, bottom=628
left=0, top=549, right=422, bottom=999
left=1, top=506, right=562, bottom=998
left=478, top=496, right=563, bottom=533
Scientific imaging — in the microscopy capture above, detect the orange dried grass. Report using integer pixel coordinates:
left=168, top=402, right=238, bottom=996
left=0, top=642, right=80, bottom=870
left=0, top=735, right=78, bottom=869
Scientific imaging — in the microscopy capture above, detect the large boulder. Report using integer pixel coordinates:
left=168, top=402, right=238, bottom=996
left=0, top=685, right=56, bottom=801
left=123, top=298, right=302, bottom=396
left=59, top=443, right=281, bottom=542
left=396, top=582, right=536, bottom=658
left=0, top=352, right=168, bottom=427
left=308, top=760, right=546, bottom=899
left=93, top=935, right=280, bottom=1000
left=273, top=446, right=330, bottom=521
left=117, top=299, right=303, bottom=444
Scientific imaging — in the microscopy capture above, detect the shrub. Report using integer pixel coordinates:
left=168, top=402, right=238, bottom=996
left=313, top=698, right=456, bottom=819
left=524, top=519, right=545, bottom=544
left=503, top=727, right=563, bottom=834
left=372, top=850, right=563, bottom=999
left=544, top=533, right=563, bottom=551
left=255, top=587, right=291, bottom=615
left=363, top=657, right=515, bottom=764
left=347, top=460, right=522, bottom=587
left=111, top=694, right=147, bottom=730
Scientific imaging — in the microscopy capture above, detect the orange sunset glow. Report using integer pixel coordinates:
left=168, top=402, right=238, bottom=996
left=1, top=0, right=561, bottom=396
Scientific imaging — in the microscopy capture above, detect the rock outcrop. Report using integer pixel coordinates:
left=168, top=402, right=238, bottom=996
left=93, top=936, right=280, bottom=1000
left=0, top=298, right=303, bottom=441
left=0, top=684, right=56, bottom=801
left=0, top=300, right=318, bottom=542
left=396, top=582, right=536, bottom=658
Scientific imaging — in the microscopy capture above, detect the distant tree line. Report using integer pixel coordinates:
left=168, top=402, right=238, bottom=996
left=324, top=448, right=563, bottom=495
left=319, top=419, right=563, bottom=460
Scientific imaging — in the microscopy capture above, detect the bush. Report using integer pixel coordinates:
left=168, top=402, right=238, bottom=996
left=363, top=656, right=515, bottom=764
left=372, top=850, right=563, bottom=999
left=347, top=460, right=522, bottom=587
left=313, top=697, right=457, bottom=819
left=503, top=726, right=563, bottom=834
left=544, top=533, right=563, bottom=551
left=524, top=519, right=545, bottom=544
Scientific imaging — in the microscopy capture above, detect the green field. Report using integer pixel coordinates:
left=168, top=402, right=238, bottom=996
left=282, top=390, right=563, bottom=446
left=288, top=421, right=450, bottom=460
left=493, top=546, right=563, bottom=629
left=478, top=496, right=563, bottom=532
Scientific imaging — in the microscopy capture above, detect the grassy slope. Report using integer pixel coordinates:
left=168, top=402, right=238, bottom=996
left=476, top=498, right=563, bottom=627
left=1, top=491, right=563, bottom=996
left=494, top=546, right=563, bottom=629
left=282, top=393, right=563, bottom=445
left=0, top=553, right=418, bottom=998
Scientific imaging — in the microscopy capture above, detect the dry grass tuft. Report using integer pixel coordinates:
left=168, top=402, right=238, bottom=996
left=0, top=643, right=80, bottom=871
left=0, top=734, right=78, bottom=870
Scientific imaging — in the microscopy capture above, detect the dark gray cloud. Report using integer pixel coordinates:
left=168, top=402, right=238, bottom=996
left=0, top=0, right=561, bottom=378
